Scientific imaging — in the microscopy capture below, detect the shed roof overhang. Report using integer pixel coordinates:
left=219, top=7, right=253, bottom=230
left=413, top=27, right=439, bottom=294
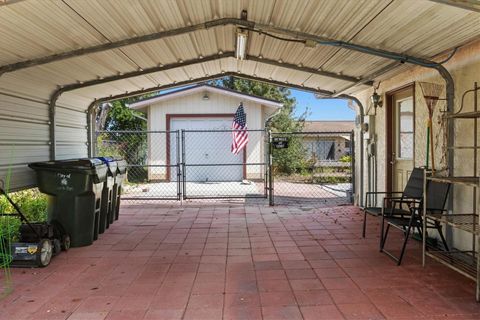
left=128, top=84, right=284, bottom=109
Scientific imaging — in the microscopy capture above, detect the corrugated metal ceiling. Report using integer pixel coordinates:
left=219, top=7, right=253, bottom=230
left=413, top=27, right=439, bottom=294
left=0, top=0, right=479, bottom=107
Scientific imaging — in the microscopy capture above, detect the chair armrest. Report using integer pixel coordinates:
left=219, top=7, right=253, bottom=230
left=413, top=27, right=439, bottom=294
left=382, top=198, right=421, bottom=217
left=365, top=191, right=403, bottom=207
left=365, top=191, right=403, bottom=196
left=388, top=198, right=421, bottom=205
left=381, top=196, right=410, bottom=208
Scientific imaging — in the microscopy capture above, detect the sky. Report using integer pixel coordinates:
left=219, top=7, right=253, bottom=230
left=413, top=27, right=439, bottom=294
left=290, top=89, right=356, bottom=121
left=152, top=84, right=356, bottom=121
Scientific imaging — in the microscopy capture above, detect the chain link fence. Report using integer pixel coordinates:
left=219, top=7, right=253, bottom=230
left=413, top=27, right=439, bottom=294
left=95, top=129, right=268, bottom=202
left=95, top=130, right=354, bottom=206
left=96, top=131, right=181, bottom=200
left=270, top=131, right=354, bottom=206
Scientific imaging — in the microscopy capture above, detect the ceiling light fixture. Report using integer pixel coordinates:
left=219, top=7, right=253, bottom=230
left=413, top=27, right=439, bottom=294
left=235, top=28, right=248, bottom=60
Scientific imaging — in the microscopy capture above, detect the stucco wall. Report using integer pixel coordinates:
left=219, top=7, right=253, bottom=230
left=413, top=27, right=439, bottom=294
left=146, top=90, right=275, bottom=180
left=354, top=40, right=480, bottom=249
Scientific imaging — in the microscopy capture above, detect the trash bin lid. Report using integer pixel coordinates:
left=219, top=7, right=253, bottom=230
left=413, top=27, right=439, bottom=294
left=29, top=159, right=107, bottom=182
left=29, top=158, right=104, bottom=170
left=95, top=157, right=118, bottom=176
left=115, top=159, right=128, bottom=174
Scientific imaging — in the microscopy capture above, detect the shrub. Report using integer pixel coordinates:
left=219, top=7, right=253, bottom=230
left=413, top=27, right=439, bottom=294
left=339, top=155, right=352, bottom=163
left=0, top=189, right=48, bottom=241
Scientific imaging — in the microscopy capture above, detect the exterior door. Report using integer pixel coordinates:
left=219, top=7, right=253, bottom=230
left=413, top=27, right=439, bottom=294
left=390, top=88, right=415, bottom=192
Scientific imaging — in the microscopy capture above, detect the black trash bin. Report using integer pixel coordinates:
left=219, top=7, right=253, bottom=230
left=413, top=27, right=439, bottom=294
left=29, top=159, right=107, bottom=247
left=95, top=157, right=117, bottom=235
left=112, top=159, right=127, bottom=222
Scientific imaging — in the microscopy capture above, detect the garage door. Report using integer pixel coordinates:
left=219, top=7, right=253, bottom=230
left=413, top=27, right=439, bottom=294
left=170, top=118, right=243, bottom=182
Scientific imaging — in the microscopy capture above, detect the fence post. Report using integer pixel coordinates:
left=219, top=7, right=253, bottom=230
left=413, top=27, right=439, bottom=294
left=181, top=130, right=186, bottom=200
left=176, top=130, right=182, bottom=201
left=268, top=130, right=274, bottom=206
left=263, top=129, right=268, bottom=198
left=350, top=130, right=355, bottom=204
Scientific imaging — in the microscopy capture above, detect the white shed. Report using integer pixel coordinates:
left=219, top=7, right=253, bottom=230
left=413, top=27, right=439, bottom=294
left=129, top=85, right=282, bottom=182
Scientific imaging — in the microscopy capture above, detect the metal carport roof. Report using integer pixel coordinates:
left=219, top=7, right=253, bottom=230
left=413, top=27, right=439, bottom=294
left=0, top=0, right=479, bottom=190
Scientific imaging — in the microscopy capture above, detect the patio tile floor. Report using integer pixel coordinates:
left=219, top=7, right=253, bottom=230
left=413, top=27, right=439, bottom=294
left=1, top=203, right=480, bottom=319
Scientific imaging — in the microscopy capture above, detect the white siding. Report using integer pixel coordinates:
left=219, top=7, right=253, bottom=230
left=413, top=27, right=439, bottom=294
left=147, top=90, right=273, bottom=180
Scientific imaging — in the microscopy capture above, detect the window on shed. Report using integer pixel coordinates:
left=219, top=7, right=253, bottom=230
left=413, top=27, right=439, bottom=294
left=316, top=141, right=335, bottom=160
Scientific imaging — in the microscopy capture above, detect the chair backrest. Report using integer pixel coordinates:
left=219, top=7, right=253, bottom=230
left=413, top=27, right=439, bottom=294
left=402, top=167, right=425, bottom=199
left=425, top=180, right=450, bottom=212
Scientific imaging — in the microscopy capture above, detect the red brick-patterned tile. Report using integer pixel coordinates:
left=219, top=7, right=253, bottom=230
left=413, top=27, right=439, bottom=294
left=259, top=291, right=297, bottom=306
left=261, top=305, right=303, bottom=320
left=294, top=290, right=334, bottom=306
left=300, top=305, right=345, bottom=320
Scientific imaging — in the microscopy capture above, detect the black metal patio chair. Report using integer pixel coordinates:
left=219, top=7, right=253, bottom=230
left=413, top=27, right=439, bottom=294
left=380, top=180, right=451, bottom=265
left=362, top=167, right=425, bottom=239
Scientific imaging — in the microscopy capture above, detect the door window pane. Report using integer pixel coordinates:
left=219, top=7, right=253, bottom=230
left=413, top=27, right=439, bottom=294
left=397, top=98, right=413, bottom=159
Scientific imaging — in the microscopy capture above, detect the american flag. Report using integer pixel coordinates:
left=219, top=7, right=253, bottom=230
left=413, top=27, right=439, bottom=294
left=231, top=102, right=248, bottom=155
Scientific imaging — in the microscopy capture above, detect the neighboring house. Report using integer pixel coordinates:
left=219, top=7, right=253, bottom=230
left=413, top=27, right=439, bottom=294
left=129, top=84, right=282, bottom=182
left=302, top=121, right=354, bottom=161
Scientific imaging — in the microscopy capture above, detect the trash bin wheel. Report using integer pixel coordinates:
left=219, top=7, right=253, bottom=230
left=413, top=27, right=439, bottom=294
left=36, top=239, right=53, bottom=267
left=61, top=234, right=71, bottom=251
left=53, top=239, right=62, bottom=255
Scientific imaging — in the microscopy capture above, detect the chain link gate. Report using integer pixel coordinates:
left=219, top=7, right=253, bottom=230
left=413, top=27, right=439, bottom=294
left=181, top=129, right=268, bottom=200
left=269, top=131, right=354, bottom=207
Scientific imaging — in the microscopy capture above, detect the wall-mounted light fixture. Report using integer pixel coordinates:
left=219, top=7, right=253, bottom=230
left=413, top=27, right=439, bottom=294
left=370, top=82, right=382, bottom=110
left=202, top=92, right=209, bottom=100
left=235, top=28, right=248, bottom=60
left=370, top=89, right=382, bottom=109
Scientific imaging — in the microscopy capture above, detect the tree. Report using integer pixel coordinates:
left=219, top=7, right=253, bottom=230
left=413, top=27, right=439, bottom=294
left=101, top=99, right=148, bottom=131
left=213, top=77, right=305, bottom=132
left=212, top=77, right=309, bottom=174
left=96, top=98, right=149, bottom=181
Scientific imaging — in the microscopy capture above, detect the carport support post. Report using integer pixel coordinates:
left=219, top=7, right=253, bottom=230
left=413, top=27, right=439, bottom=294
left=439, top=67, right=456, bottom=247
left=48, top=92, right=61, bottom=160
left=87, top=101, right=98, bottom=158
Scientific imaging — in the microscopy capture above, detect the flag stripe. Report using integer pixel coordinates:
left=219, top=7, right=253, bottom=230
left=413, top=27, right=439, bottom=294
left=231, top=103, right=248, bottom=155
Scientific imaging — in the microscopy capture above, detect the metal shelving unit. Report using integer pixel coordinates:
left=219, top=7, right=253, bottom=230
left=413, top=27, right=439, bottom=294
left=423, top=82, right=480, bottom=302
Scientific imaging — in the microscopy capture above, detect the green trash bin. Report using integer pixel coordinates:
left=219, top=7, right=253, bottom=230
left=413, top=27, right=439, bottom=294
left=95, top=157, right=117, bottom=234
left=28, top=159, right=107, bottom=247
left=112, top=159, right=127, bottom=222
